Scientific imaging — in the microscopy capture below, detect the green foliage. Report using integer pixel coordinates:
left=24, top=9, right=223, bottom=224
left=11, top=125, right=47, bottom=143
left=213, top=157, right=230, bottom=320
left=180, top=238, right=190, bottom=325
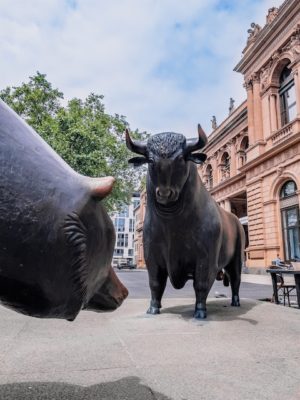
left=0, top=72, right=147, bottom=211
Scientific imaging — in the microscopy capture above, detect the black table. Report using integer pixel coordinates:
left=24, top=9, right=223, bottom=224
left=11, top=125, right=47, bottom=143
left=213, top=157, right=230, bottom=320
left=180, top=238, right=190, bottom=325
left=267, top=268, right=300, bottom=308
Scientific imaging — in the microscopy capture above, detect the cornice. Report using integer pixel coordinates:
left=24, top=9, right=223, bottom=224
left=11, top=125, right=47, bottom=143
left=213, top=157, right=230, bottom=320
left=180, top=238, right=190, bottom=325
left=209, top=172, right=246, bottom=195
left=234, top=0, right=300, bottom=75
left=205, top=104, right=247, bottom=152
left=240, top=130, right=300, bottom=173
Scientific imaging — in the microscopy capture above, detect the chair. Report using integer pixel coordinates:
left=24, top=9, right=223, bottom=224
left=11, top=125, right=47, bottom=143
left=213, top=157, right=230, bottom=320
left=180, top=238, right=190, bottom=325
left=275, top=273, right=296, bottom=307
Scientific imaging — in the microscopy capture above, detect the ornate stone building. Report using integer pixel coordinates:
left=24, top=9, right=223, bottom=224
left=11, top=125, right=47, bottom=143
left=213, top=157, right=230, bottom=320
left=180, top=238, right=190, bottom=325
left=135, top=0, right=300, bottom=271
left=200, top=0, right=300, bottom=270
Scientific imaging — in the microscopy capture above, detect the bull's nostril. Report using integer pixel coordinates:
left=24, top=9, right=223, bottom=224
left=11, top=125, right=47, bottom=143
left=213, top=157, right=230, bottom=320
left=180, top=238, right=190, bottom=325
left=156, top=188, right=172, bottom=198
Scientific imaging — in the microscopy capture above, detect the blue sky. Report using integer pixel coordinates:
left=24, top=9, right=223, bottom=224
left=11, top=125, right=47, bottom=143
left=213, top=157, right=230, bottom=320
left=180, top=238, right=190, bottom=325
left=0, top=0, right=283, bottom=136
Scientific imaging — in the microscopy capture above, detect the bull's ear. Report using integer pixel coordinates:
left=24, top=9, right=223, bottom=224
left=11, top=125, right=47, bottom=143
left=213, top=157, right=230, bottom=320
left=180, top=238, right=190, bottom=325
left=186, top=152, right=207, bottom=164
left=128, top=156, right=148, bottom=167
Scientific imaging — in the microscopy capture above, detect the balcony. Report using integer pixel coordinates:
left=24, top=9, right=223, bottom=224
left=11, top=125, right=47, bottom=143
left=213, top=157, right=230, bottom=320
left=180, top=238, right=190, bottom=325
left=270, top=120, right=294, bottom=145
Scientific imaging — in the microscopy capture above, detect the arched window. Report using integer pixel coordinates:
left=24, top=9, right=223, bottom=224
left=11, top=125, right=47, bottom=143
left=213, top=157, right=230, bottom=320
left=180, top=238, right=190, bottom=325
left=279, top=66, right=296, bottom=126
left=220, top=152, right=230, bottom=180
left=239, top=136, right=249, bottom=167
left=206, top=164, right=213, bottom=190
left=280, top=180, right=297, bottom=198
left=280, top=180, right=300, bottom=261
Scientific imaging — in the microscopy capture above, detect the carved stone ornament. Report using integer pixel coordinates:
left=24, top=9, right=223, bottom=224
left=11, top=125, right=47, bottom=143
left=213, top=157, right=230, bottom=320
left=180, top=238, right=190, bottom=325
left=243, top=78, right=253, bottom=91
left=277, top=166, right=284, bottom=176
left=271, top=50, right=281, bottom=64
left=229, top=98, right=235, bottom=114
left=260, top=59, right=273, bottom=90
left=247, top=22, right=262, bottom=45
left=211, top=115, right=217, bottom=130
left=252, top=72, right=260, bottom=83
left=260, top=68, right=269, bottom=89
left=266, top=7, right=279, bottom=25
left=290, top=24, right=300, bottom=58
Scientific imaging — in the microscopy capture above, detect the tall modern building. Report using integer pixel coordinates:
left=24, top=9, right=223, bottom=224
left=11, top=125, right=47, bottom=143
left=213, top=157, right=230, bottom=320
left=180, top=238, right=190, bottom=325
left=134, top=0, right=300, bottom=272
left=110, top=193, right=140, bottom=267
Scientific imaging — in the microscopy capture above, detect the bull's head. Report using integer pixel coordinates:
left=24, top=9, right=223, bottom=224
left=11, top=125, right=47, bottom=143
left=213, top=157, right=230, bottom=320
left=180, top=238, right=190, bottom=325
left=126, top=125, right=207, bottom=205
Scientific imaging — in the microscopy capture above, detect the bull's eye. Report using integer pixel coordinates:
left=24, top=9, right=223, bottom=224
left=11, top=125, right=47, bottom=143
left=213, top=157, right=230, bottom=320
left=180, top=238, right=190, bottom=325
left=148, top=158, right=154, bottom=164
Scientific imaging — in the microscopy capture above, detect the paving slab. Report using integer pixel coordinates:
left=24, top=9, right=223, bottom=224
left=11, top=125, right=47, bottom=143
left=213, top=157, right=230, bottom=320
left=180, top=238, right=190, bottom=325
left=0, top=298, right=299, bottom=400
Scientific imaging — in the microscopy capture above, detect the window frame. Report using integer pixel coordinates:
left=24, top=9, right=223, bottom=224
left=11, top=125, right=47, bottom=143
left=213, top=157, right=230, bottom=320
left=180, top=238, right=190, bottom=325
left=279, top=67, right=296, bottom=126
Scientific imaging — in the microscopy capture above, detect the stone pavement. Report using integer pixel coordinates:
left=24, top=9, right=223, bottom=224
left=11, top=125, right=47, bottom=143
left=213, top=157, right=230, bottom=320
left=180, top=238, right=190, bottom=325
left=0, top=297, right=299, bottom=400
left=241, top=273, right=271, bottom=285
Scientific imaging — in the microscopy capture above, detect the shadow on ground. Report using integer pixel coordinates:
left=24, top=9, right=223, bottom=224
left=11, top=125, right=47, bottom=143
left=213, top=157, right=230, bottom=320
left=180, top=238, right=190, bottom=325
left=161, top=298, right=259, bottom=325
left=0, top=377, right=172, bottom=400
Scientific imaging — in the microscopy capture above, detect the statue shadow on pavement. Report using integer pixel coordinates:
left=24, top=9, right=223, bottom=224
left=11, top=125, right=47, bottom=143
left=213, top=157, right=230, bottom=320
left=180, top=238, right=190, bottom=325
left=0, top=376, right=173, bottom=400
left=161, top=298, right=258, bottom=325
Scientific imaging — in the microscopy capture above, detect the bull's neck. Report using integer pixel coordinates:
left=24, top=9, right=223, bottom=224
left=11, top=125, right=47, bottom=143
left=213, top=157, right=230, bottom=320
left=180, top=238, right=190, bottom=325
left=146, top=163, right=202, bottom=219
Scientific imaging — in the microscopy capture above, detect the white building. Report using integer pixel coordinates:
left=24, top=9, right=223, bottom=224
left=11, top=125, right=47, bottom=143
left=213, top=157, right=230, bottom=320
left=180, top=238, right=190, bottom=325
left=110, top=193, right=140, bottom=267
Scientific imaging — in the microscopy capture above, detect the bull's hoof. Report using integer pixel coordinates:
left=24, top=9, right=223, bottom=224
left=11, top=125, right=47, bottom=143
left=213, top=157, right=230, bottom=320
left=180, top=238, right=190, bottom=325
left=194, top=309, right=207, bottom=319
left=147, top=306, right=160, bottom=315
left=231, top=295, right=240, bottom=307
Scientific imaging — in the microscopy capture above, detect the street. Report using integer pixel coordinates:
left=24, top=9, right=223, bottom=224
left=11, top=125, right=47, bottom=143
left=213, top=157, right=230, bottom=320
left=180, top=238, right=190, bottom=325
left=0, top=270, right=299, bottom=400
left=116, top=269, right=273, bottom=301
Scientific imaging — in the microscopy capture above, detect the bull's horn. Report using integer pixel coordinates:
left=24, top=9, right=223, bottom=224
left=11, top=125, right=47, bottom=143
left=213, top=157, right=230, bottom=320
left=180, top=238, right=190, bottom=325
left=88, top=176, right=115, bottom=199
left=125, top=129, right=147, bottom=156
left=184, top=124, right=208, bottom=154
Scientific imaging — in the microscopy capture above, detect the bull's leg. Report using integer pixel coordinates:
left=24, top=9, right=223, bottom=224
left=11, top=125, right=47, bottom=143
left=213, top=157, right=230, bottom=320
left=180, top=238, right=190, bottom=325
left=193, top=264, right=215, bottom=319
left=225, top=256, right=242, bottom=307
left=147, top=267, right=168, bottom=315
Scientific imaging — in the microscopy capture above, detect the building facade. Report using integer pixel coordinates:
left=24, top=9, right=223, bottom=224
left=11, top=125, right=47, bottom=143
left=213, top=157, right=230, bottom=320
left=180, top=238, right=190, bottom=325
left=135, top=0, right=300, bottom=271
left=110, top=193, right=140, bottom=267
left=133, top=190, right=146, bottom=268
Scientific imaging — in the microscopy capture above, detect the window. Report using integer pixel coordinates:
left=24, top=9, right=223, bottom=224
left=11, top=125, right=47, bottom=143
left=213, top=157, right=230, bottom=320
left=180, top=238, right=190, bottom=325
left=129, top=218, right=134, bottom=232
left=114, top=249, right=124, bottom=256
left=280, top=180, right=300, bottom=261
left=239, top=136, right=249, bottom=167
left=133, top=199, right=140, bottom=209
left=220, top=152, right=230, bottom=180
left=117, top=233, right=128, bottom=247
left=116, top=218, right=125, bottom=232
left=118, top=206, right=129, bottom=218
left=280, top=180, right=297, bottom=198
left=128, top=249, right=133, bottom=256
left=279, top=66, right=296, bottom=126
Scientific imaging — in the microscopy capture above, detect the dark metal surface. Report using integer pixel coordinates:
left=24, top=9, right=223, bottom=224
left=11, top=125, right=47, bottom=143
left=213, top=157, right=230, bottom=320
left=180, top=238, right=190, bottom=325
left=126, top=126, right=245, bottom=319
left=0, top=100, right=128, bottom=320
left=267, top=269, right=300, bottom=308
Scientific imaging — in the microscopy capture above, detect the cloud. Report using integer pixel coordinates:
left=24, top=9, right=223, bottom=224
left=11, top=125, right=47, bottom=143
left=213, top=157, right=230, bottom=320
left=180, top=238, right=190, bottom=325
left=0, top=0, right=284, bottom=136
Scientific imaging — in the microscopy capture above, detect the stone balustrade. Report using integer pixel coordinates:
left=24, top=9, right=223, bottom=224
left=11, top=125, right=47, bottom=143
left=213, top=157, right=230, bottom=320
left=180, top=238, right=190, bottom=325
left=271, top=120, right=294, bottom=145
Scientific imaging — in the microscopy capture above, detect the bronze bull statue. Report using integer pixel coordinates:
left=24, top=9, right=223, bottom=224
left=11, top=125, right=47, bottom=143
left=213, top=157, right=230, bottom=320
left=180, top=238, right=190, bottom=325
left=0, top=99, right=128, bottom=320
left=126, top=125, right=245, bottom=319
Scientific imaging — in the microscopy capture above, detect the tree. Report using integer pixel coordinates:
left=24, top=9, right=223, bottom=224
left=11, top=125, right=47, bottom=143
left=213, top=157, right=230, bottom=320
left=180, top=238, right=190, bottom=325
left=0, top=72, right=146, bottom=211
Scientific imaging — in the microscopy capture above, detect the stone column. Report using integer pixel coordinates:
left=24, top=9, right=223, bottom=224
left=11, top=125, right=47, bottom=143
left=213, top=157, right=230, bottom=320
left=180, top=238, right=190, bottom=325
left=224, top=199, right=231, bottom=212
left=211, top=154, right=218, bottom=187
left=269, top=92, right=278, bottom=132
left=245, top=79, right=255, bottom=145
left=252, top=73, right=263, bottom=141
left=292, top=67, right=300, bottom=117
left=229, top=139, right=237, bottom=176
